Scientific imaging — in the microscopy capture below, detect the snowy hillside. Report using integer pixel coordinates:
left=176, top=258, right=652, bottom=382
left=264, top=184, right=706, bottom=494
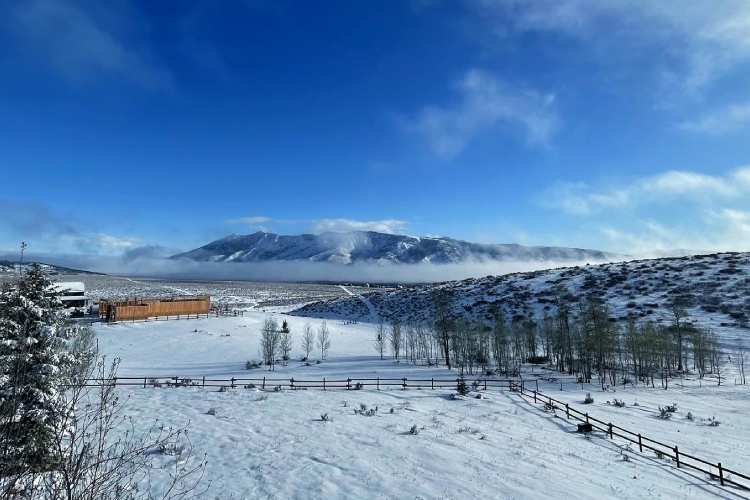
left=0, top=260, right=99, bottom=277
left=292, top=252, right=750, bottom=349
left=172, top=230, right=615, bottom=265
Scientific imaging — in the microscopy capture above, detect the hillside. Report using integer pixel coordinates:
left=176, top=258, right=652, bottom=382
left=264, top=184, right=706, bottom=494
left=0, top=260, right=100, bottom=277
left=291, top=252, right=750, bottom=350
left=172, top=231, right=615, bottom=265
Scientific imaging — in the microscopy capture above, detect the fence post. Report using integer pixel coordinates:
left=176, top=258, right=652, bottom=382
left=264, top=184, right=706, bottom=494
left=173, top=376, right=178, bottom=387
left=323, top=377, right=326, bottom=391
left=608, top=423, right=613, bottom=439
left=536, top=379, right=539, bottom=392
left=202, top=376, right=205, bottom=388
left=484, top=379, right=487, bottom=390
left=112, top=376, right=117, bottom=387
left=718, top=462, right=724, bottom=486
left=431, top=378, right=434, bottom=390
left=402, top=377, right=407, bottom=390
left=290, top=378, right=294, bottom=390
left=347, top=378, right=351, bottom=390
left=231, top=377, right=235, bottom=389
left=143, top=377, right=147, bottom=388
left=674, top=446, right=680, bottom=468
left=533, top=391, right=537, bottom=403
left=638, top=434, right=643, bottom=452
left=262, top=376, right=266, bottom=390
left=565, top=403, right=569, bottom=419
left=377, top=377, right=380, bottom=390
left=586, top=413, right=589, bottom=424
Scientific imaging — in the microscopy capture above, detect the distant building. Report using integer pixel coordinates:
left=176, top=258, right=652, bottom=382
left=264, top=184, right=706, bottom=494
left=51, top=282, right=88, bottom=312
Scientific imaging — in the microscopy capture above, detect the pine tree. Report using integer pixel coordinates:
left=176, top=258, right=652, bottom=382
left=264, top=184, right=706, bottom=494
left=0, top=264, right=75, bottom=474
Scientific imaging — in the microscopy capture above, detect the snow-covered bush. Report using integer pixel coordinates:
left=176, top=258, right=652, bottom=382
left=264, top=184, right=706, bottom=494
left=409, top=424, right=419, bottom=435
left=583, top=393, right=594, bottom=404
left=246, top=360, right=261, bottom=370
left=456, top=378, right=469, bottom=396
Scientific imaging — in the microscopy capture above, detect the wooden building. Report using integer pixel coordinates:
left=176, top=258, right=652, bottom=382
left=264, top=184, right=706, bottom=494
left=99, top=296, right=210, bottom=322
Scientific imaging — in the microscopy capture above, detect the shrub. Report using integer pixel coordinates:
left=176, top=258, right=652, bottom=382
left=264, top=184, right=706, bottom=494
left=686, top=411, right=694, bottom=421
left=409, top=424, right=419, bottom=435
left=246, top=360, right=261, bottom=370
left=609, top=399, right=626, bottom=408
left=456, top=378, right=469, bottom=396
left=320, top=413, right=330, bottom=422
left=583, top=393, right=594, bottom=404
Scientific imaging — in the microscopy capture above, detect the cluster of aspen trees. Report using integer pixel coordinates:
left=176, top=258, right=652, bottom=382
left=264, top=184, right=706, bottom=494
left=375, top=289, right=747, bottom=388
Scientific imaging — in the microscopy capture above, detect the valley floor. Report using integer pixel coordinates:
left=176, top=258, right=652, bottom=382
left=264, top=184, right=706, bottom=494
left=94, top=312, right=750, bottom=499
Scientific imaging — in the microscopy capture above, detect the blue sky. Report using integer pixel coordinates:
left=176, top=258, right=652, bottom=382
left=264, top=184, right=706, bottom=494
left=2, top=0, right=750, bottom=259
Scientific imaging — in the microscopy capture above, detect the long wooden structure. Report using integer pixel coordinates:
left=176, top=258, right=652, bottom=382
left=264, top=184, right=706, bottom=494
left=99, top=296, right=210, bottom=322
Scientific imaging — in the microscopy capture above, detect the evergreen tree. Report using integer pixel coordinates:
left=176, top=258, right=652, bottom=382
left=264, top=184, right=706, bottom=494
left=0, top=264, right=75, bottom=474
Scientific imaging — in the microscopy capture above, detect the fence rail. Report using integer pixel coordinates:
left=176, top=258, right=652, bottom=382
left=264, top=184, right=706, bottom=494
left=70, top=375, right=513, bottom=392
left=511, top=381, right=750, bottom=492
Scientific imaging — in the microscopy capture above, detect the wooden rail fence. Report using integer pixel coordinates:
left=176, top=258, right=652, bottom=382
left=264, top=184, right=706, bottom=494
left=511, top=381, right=750, bottom=492
left=71, top=375, right=513, bottom=391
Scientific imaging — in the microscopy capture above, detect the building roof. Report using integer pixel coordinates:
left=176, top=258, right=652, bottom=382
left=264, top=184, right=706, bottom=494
left=51, top=282, right=85, bottom=293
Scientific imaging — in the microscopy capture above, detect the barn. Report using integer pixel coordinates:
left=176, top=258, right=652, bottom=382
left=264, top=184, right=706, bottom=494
left=99, top=296, right=211, bottom=322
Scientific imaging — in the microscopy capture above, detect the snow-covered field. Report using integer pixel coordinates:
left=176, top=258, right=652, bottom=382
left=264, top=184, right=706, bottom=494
left=95, top=310, right=750, bottom=499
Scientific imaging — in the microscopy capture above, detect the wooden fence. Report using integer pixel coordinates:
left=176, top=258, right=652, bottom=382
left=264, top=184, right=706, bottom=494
left=99, top=309, right=245, bottom=324
left=100, top=296, right=210, bottom=322
left=511, top=381, right=750, bottom=491
left=71, top=375, right=512, bottom=391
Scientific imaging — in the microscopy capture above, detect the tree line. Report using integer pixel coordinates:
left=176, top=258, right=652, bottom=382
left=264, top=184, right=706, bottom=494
left=374, top=288, right=744, bottom=389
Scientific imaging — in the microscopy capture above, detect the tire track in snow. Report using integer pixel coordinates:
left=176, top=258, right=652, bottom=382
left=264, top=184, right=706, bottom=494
left=339, top=285, right=378, bottom=322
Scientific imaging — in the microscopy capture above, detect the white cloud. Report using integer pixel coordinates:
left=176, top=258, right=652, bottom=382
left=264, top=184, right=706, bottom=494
left=312, top=219, right=408, bottom=234
left=226, top=216, right=275, bottom=225
left=547, top=167, right=749, bottom=216
left=406, top=69, right=558, bottom=158
left=9, top=0, right=171, bottom=88
left=679, top=101, right=750, bottom=135
left=472, top=1, right=750, bottom=94
left=600, top=209, right=750, bottom=256
left=62, top=232, right=140, bottom=255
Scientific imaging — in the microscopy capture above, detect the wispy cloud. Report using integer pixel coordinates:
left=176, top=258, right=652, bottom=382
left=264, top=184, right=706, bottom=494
left=226, top=216, right=275, bottom=225
left=312, top=219, right=408, bottom=234
left=470, top=1, right=750, bottom=95
left=600, top=208, right=750, bottom=256
left=8, top=0, right=172, bottom=89
left=405, top=69, right=558, bottom=158
left=679, top=101, right=750, bottom=135
left=545, top=167, right=750, bottom=216
left=0, top=198, right=143, bottom=256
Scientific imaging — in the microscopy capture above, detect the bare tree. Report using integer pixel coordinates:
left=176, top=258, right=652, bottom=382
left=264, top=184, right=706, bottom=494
left=317, top=321, right=331, bottom=360
left=374, top=320, right=386, bottom=360
left=738, top=350, right=746, bottom=385
left=432, top=289, right=454, bottom=369
left=260, top=317, right=280, bottom=370
left=389, top=319, right=402, bottom=360
left=302, top=323, right=315, bottom=360
left=279, top=320, right=292, bottom=363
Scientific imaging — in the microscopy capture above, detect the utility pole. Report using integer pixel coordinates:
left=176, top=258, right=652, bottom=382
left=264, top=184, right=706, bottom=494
left=19, top=241, right=28, bottom=278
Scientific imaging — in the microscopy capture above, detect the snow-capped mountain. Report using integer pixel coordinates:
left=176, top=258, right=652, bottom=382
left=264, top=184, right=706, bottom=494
left=172, top=231, right=615, bottom=265
left=291, top=252, right=750, bottom=350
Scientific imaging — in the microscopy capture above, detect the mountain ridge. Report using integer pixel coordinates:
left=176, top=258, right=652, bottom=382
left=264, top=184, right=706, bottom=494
left=171, top=230, right=618, bottom=265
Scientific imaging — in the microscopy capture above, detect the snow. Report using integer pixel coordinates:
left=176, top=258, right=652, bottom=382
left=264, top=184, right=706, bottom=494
left=94, top=311, right=750, bottom=499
